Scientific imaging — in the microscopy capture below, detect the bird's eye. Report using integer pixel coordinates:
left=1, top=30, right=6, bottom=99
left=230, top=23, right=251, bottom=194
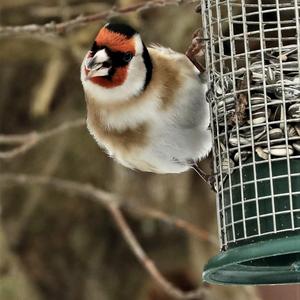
left=123, top=52, right=133, bottom=62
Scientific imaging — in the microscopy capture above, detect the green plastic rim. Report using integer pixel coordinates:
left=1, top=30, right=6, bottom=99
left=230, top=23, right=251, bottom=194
left=203, top=234, right=300, bottom=285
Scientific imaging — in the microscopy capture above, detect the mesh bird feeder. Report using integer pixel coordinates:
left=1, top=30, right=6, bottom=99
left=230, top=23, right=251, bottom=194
left=202, top=0, right=300, bottom=284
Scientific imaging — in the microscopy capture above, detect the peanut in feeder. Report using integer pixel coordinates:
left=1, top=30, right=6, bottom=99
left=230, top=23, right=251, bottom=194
left=201, top=0, right=300, bottom=285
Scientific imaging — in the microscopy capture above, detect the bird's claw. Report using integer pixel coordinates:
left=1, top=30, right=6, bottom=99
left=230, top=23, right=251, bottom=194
left=186, top=28, right=207, bottom=73
left=207, top=174, right=218, bottom=193
left=192, top=164, right=217, bottom=192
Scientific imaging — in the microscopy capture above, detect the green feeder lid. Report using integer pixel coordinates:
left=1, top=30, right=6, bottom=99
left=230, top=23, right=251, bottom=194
left=203, top=232, right=300, bottom=285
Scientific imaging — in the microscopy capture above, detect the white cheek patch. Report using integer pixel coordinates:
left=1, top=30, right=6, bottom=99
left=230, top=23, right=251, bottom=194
left=133, top=34, right=144, bottom=55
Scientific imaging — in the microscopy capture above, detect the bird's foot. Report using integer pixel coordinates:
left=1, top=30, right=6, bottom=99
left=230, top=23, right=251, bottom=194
left=186, top=28, right=208, bottom=73
left=191, top=164, right=217, bottom=192
left=207, top=174, right=218, bottom=193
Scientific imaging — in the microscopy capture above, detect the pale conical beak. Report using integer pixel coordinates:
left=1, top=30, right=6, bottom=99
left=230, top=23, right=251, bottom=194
left=86, top=56, right=97, bottom=70
left=84, top=49, right=111, bottom=80
left=85, top=67, right=100, bottom=81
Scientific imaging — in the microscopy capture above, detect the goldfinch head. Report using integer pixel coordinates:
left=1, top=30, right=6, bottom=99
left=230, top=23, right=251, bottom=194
left=82, top=23, right=152, bottom=97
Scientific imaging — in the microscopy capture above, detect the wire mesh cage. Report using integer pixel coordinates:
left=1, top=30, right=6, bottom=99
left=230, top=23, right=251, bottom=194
left=202, top=0, right=300, bottom=284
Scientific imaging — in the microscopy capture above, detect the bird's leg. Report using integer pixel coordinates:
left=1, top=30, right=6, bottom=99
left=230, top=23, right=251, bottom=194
left=185, top=28, right=208, bottom=73
left=191, top=163, right=217, bottom=192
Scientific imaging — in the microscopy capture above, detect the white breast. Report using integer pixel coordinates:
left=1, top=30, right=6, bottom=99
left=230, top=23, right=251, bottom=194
left=82, top=46, right=212, bottom=174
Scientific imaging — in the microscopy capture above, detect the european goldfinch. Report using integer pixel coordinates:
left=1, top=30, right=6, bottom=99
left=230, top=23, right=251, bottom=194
left=81, top=23, right=212, bottom=176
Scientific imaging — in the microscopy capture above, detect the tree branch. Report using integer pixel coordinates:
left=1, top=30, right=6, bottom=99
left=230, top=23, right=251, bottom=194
left=0, top=117, right=216, bottom=245
left=0, top=173, right=208, bottom=300
left=0, top=0, right=197, bottom=38
left=0, top=118, right=85, bottom=159
left=0, top=173, right=215, bottom=245
left=0, top=116, right=217, bottom=246
left=108, top=205, right=207, bottom=300
left=126, top=204, right=218, bottom=245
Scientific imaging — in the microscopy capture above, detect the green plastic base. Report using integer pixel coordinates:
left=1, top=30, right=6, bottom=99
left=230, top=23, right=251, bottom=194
left=203, top=234, right=300, bottom=285
left=205, top=157, right=300, bottom=284
left=222, top=158, right=300, bottom=248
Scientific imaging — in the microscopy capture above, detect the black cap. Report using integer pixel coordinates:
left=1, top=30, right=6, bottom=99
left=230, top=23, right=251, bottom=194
left=105, top=23, right=137, bottom=38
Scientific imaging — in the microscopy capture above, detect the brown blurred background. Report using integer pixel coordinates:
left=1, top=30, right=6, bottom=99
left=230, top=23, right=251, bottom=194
left=0, top=0, right=299, bottom=299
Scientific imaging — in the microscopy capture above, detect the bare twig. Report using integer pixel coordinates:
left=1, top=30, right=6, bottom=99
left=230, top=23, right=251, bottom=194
left=0, top=0, right=196, bottom=38
left=108, top=205, right=206, bottom=300
left=30, top=3, right=110, bottom=19
left=127, top=204, right=218, bottom=245
left=0, top=173, right=207, bottom=300
left=0, top=172, right=215, bottom=245
left=0, top=118, right=85, bottom=159
left=0, top=173, right=120, bottom=207
left=0, top=117, right=216, bottom=244
left=12, top=134, right=71, bottom=245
